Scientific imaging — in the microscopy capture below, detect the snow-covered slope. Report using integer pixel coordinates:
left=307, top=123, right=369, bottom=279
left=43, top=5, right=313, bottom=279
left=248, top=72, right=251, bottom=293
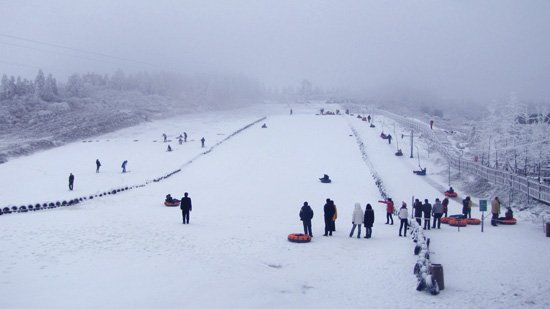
left=1, top=104, right=549, bottom=309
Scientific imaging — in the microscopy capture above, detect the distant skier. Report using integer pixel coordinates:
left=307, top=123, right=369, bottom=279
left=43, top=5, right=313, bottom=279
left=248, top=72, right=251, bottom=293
left=184, top=132, right=188, bottom=142
left=387, top=134, right=392, bottom=144
left=349, top=203, right=364, bottom=238
left=68, top=173, right=75, bottom=191
left=367, top=115, right=371, bottom=123
left=121, top=160, right=128, bottom=173
left=200, top=137, right=205, bottom=148
left=167, top=145, right=172, bottom=152
left=96, top=159, right=101, bottom=173
left=299, top=201, right=314, bottom=237
left=180, top=192, right=192, bottom=224
left=363, top=204, right=374, bottom=238
left=163, top=133, right=167, bottom=142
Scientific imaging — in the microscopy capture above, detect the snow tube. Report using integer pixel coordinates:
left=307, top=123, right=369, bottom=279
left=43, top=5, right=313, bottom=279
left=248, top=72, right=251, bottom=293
left=440, top=217, right=451, bottom=224
left=496, top=218, right=517, bottom=225
left=448, top=218, right=467, bottom=227
left=444, top=191, right=457, bottom=198
left=320, top=178, right=331, bottom=183
left=466, top=218, right=481, bottom=225
left=449, top=214, right=465, bottom=219
left=288, top=233, right=311, bottom=243
left=164, top=199, right=180, bottom=207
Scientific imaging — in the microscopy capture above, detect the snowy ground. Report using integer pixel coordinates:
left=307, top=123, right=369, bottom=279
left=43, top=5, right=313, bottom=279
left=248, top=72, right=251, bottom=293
left=1, top=103, right=549, bottom=308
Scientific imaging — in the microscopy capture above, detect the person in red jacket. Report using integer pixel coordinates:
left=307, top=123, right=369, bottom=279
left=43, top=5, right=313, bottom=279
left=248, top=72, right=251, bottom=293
left=378, top=198, right=395, bottom=225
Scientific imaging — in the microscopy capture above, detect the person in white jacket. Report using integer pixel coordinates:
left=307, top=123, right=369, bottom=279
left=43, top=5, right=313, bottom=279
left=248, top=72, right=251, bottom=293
left=398, top=202, right=409, bottom=237
left=349, top=203, right=364, bottom=238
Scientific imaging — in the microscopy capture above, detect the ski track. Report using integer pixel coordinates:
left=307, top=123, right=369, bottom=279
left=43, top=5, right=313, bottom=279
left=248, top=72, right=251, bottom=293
left=1, top=104, right=550, bottom=309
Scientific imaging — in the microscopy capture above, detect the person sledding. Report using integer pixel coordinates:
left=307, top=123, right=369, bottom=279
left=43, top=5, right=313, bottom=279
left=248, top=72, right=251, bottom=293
left=319, top=174, right=331, bottom=183
left=413, top=167, right=426, bottom=175
left=395, top=149, right=403, bottom=156
left=378, top=198, right=395, bottom=225
left=165, top=194, right=174, bottom=203
left=261, top=123, right=267, bottom=128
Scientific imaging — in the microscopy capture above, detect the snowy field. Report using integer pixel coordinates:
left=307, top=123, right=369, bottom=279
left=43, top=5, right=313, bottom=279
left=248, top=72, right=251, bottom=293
left=1, top=103, right=549, bottom=309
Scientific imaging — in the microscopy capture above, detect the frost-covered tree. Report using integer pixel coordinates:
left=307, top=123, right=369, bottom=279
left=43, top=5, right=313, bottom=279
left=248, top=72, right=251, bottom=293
left=1, top=74, right=16, bottom=100
left=66, top=73, right=85, bottom=97
left=34, top=69, right=46, bottom=100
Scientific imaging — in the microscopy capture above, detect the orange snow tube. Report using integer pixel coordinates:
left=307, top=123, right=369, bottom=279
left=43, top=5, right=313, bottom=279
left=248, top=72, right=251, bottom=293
left=444, top=191, right=458, bottom=198
left=497, top=218, right=517, bottom=225
left=466, top=218, right=481, bottom=225
left=164, top=199, right=180, bottom=207
left=440, top=217, right=451, bottom=224
left=448, top=218, right=468, bottom=227
left=288, top=233, right=311, bottom=243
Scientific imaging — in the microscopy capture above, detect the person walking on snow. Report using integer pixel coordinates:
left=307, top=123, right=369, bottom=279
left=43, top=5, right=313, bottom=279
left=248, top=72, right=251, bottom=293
left=367, top=115, right=371, bottom=123
left=378, top=198, right=394, bottom=225
left=323, top=199, right=336, bottom=236
left=442, top=197, right=449, bottom=217
left=413, top=198, right=423, bottom=225
left=184, top=132, right=188, bottom=142
left=121, top=160, right=128, bottom=173
left=422, top=199, right=432, bottom=230
left=180, top=192, right=192, bottom=224
left=68, top=173, right=75, bottom=191
left=387, top=134, right=392, bottom=144
left=163, top=133, right=167, bottom=142
left=430, top=120, right=434, bottom=130
left=491, top=196, right=501, bottom=226
left=462, top=196, right=472, bottom=219
left=200, top=137, right=205, bottom=148
left=349, top=203, right=364, bottom=238
left=432, top=198, right=444, bottom=229
left=299, top=202, right=314, bottom=237
left=96, top=159, right=101, bottom=173
left=363, top=204, right=375, bottom=238
left=398, top=202, right=409, bottom=237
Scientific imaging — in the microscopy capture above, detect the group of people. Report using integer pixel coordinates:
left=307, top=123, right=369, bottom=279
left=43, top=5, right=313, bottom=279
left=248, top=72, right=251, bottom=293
left=68, top=159, right=128, bottom=190
left=412, top=198, right=448, bottom=230
left=166, top=132, right=206, bottom=151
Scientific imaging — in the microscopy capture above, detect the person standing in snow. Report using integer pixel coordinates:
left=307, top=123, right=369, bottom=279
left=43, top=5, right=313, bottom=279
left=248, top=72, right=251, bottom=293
left=430, top=120, right=434, bottom=130
left=299, top=202, right=314, bottom=237
left=398, top=202, right=409, bottom=237
left=432, top=198, right=444, bottom=229
left=387, top=134, right=392, bottom=144
left=180, top=192, right=192, bottom=224
left=378, top=198, right=394, bottom=225
left=200, top=137, right=205, bottom=148
left=121, top=160, right=128, bottom=173
left=183, top=132, right=188, bottom=143
left=491, top=196, right=501, bottom=226
left=422, top=199, right=432, bottom=230
left=462, top=196, right=472, bottom=219
left=367, top=115, right=371, bottom=123
left=413, top=198, right=423, bottom=225
left=363, top=204, right=375, bottom=238
left=323, top=198, right=336, bottom=236
left=349, top=203, right=364, bottom=238
left=68, top=173, right=75, bottom=191
left=96, top=159, right=101, bottom=173
left=442, top=197, right=449, bottom=217
left=163, top=133, right=167, bottom=142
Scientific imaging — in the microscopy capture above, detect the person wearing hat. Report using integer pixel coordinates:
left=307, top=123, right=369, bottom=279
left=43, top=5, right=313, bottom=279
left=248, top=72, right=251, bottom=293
left=299, top=202, right=314, bottom=237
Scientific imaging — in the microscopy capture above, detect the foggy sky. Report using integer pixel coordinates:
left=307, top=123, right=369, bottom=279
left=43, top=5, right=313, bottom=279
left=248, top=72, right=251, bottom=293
left=0, top=0, right=549, bottom=102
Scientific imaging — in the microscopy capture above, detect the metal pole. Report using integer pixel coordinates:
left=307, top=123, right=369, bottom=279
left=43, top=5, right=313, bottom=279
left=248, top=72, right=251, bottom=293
left=410, top=130, right=414, bottom=158
left=448, top=161, right=451, bottom=187
left=482, top=211, right=484, bottom=232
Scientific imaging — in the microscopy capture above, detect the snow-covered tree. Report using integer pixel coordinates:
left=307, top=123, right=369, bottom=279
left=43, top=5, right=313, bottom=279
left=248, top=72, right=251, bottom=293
left=66, top=73, right=85, bottom=97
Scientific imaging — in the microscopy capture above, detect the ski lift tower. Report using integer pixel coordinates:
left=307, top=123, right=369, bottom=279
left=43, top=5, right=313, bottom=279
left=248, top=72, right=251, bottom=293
left=401, top=130, right=417, bottom=158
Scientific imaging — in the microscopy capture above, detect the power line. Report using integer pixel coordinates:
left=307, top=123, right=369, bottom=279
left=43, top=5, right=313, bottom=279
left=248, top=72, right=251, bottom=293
left=0, top=33, right=157, bottom=68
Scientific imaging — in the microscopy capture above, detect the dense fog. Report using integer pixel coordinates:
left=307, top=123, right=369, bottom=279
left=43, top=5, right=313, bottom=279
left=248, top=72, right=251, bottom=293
left=1, top=1, right=549, bottom=105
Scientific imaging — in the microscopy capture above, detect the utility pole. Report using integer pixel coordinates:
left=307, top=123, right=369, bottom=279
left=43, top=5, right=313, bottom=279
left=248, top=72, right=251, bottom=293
left=401, top=130, right=415, bottom=158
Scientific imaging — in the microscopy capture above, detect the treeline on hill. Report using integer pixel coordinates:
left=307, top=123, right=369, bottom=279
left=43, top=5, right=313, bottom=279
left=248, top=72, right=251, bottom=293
left=0, top=69, right=263, bottom=163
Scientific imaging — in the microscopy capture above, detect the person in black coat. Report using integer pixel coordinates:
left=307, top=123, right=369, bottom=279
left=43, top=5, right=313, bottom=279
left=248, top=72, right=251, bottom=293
left=422, top=199, right=432, bottom=230
left=299, top=202, right=314, bottom=237
left=180, top=192, right=192, bottom=224
left=96, top=159, right=101, bottom=173
left=363, top=204, right=375, bottom=238
left=413, top=199, right=423, bottom=225
left=323, top=198, right=336, bottom=236
left=68, top=173, right=74, bottom=191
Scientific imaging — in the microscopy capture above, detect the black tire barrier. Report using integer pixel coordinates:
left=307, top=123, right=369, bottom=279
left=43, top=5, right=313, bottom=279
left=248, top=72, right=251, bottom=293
left=62, top=201, right=67, bottom=206
left=28, top=205, right=34, bottom=210
left=35, top=203, right=41, bottom=210
left=68, top=200, right=73, bottom=205
left=19, top=206, right=28, bottom=213
left=48, top=203, right=54, bottom=207
left=79, top=198, right=83, bottom=201
left=11, top=206, right=18, bottom=212
left=42, top=203, right=47, bottom=208
left=3, top=207, right=12, bottom=214
left=89, top=196, right=94, bottom=199
left=111, top=190, right=116, bottom=194
left=73, top=199, right=79, bottom=204
left=56, top=201, right=61, bottom=206
left=99, top=194, right=103, bottom=197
